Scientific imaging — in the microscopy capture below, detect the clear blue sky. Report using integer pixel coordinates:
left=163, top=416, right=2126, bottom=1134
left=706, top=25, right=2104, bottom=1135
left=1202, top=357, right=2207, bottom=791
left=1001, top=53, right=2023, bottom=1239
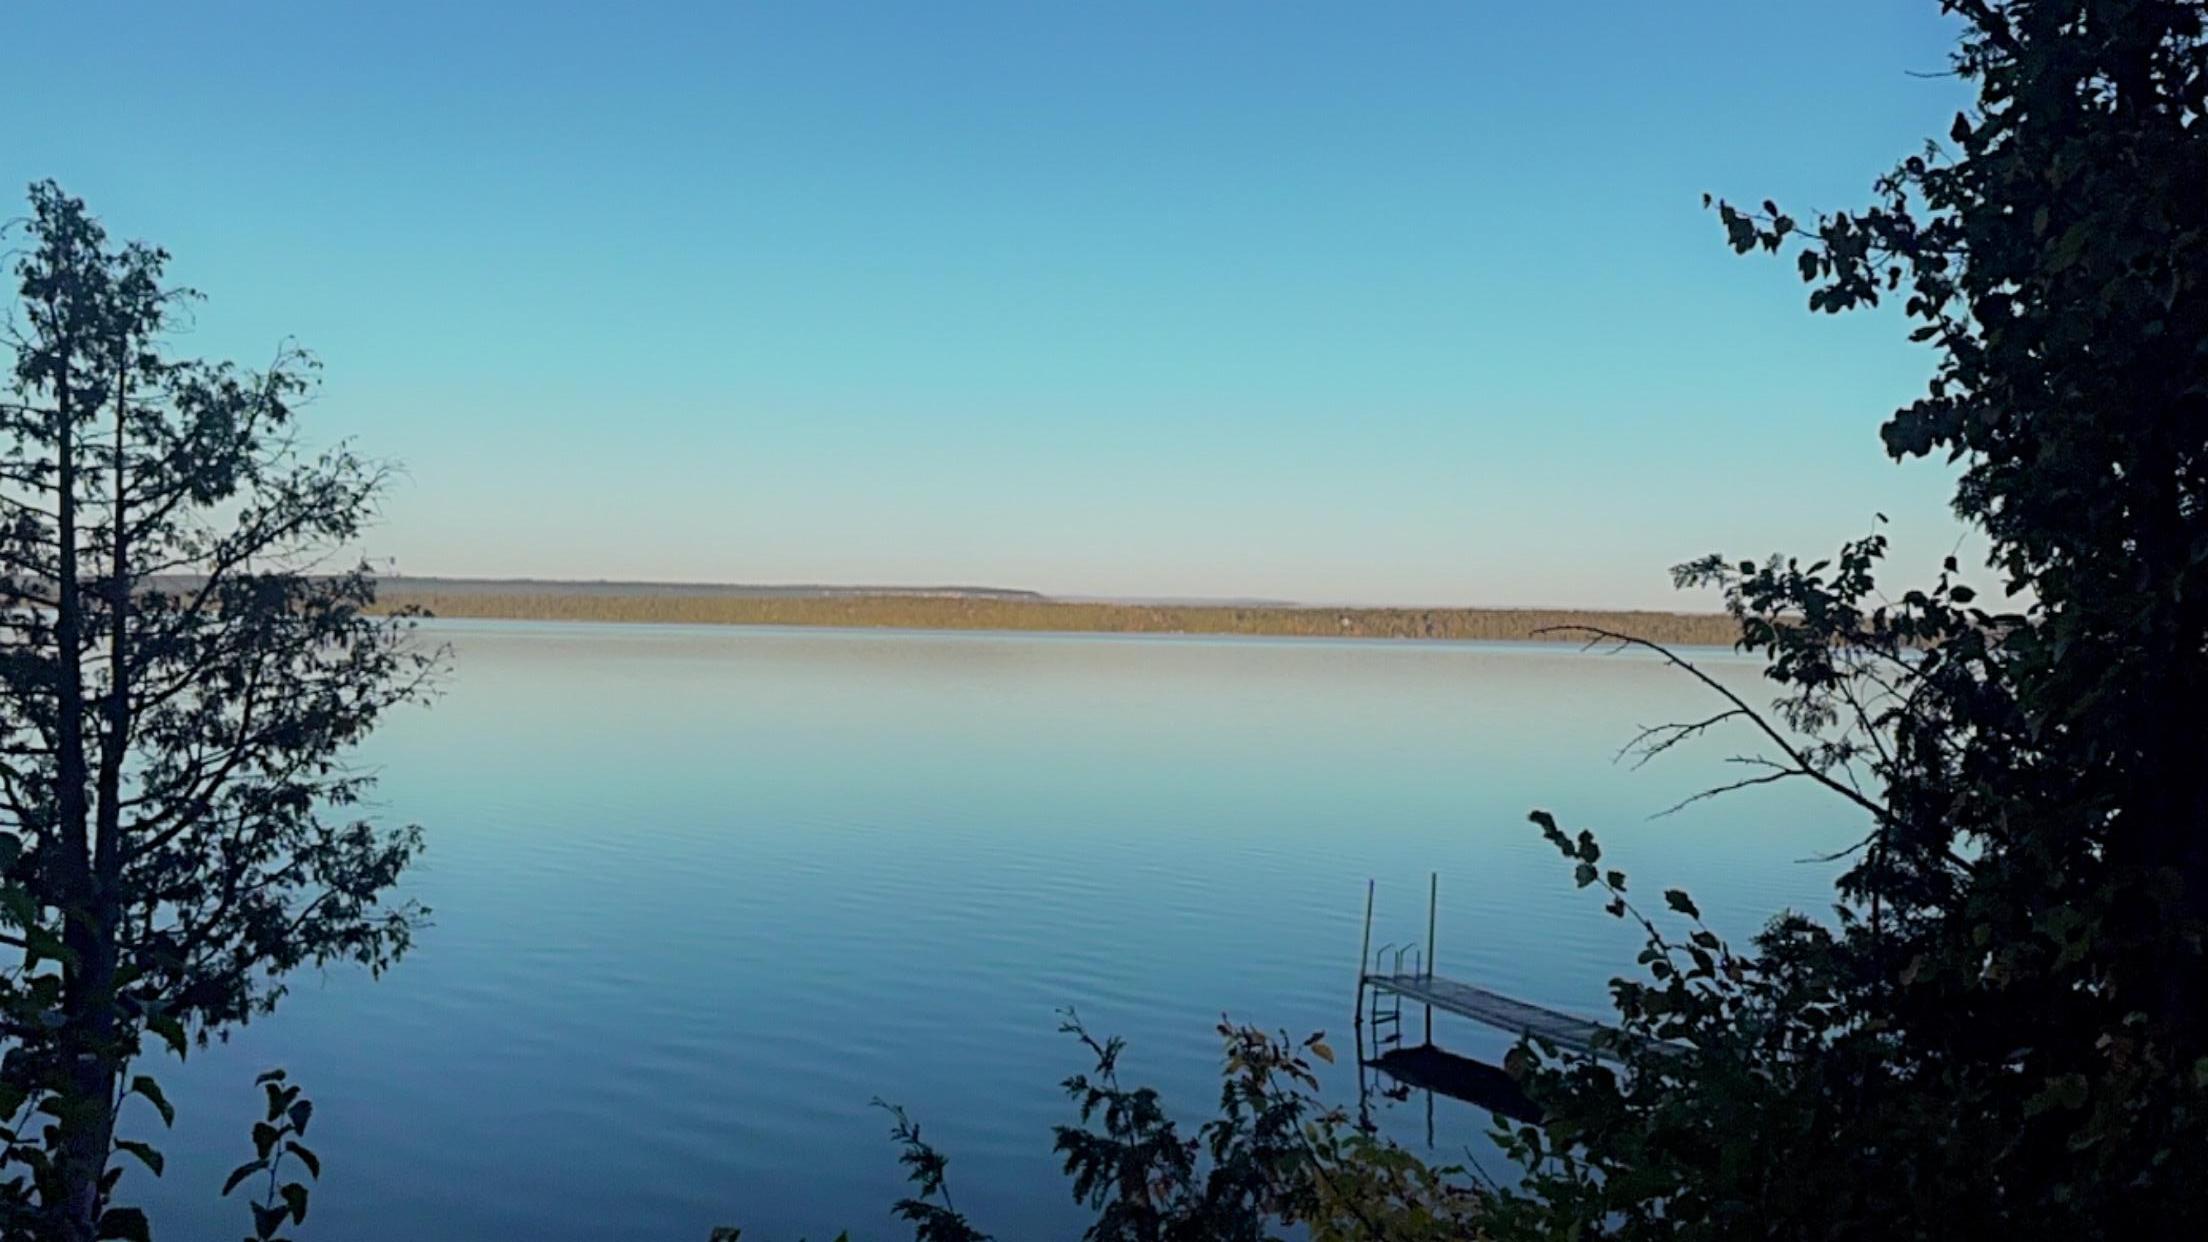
left=6, top=2, right=1976, bottom=608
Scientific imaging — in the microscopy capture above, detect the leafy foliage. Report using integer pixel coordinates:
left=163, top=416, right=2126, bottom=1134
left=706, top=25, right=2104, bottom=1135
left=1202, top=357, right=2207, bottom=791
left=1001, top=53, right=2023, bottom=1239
left=0, top=183, right=435, bottom=1239
left=219, top=1071, right=320, bottom=1242
left=879, top=1101, right=988, bottom=1242
left=4, top=1068, right=326, bottom=1242
left=776, top=1015, right=1473, bottom=1242
left=1482, top=2, right=2208, bottom=1237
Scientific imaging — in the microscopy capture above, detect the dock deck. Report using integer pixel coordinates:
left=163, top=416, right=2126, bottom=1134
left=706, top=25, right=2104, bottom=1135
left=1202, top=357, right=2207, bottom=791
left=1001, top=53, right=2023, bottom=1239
left=1351, top=877, right=1670, bottom=1137
left=1363, top=971, right=1619, bottom=1060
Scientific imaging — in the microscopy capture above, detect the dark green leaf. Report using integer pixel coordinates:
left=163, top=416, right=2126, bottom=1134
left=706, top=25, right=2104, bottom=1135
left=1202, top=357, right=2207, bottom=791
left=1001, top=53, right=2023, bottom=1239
left=145, top=1013, right=189, bottom=1059
left=0, top=884, right=35, bottom=928
left=222, top=1160, right=266, bottom=1197
left=115, top=1139, right=164, bottom=1177
left=264, top=1081, right=299, bottom=1123
left=96, top=1207, right=150, bottom=1242
left=24, top=923, right=76, bottom=970
left=130, top=1076, right=174, bottom=1128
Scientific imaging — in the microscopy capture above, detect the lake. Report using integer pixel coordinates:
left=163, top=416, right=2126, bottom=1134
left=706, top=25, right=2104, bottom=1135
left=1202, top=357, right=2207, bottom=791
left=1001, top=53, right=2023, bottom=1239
left=135, top=621, right=1867, bottom=1239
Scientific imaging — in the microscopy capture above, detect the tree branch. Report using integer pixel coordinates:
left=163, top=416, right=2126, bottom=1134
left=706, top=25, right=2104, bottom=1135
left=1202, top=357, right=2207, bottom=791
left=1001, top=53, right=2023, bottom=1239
left=1539, top=625, right=1894, bottom=824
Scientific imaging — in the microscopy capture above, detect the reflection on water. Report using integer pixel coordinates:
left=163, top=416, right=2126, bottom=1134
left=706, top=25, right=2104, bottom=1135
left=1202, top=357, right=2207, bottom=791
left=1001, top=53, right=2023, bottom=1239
left=136, top=621, right=1865, bottom=1240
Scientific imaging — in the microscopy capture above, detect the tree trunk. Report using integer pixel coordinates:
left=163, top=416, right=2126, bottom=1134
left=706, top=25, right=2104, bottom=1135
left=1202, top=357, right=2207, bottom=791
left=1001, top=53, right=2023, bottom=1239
left=48, top=356, right=120, bottom=1242
left=54, top=936, right=120, bottom=1242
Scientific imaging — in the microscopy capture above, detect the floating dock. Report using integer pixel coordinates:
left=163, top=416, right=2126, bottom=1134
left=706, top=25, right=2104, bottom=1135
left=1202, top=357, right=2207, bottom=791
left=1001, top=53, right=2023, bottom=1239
left=1362, top=970, right=1617, bottom=1059
left=1354, top=874, right=1642, bottom=1132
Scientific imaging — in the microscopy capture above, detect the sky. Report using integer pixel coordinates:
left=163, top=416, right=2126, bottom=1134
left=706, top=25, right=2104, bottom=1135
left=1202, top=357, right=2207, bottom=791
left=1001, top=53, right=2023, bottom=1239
left=4, top=2, right=1980, bottom=608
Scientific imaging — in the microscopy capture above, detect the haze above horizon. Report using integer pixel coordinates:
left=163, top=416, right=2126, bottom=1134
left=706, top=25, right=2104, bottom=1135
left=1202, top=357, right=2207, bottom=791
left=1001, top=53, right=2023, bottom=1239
left=5, top=2, right=1979, bottom=609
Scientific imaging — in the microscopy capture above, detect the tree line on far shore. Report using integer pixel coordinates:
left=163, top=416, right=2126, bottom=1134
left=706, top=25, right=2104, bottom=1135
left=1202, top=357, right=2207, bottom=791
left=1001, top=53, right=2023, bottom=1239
left=369, top=589, right=1747, bottom=647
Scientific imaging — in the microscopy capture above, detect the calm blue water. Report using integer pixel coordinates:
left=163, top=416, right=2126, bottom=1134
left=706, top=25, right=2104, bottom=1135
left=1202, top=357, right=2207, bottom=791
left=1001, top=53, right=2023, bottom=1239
left=132, top=621, right=1866, bottom=1239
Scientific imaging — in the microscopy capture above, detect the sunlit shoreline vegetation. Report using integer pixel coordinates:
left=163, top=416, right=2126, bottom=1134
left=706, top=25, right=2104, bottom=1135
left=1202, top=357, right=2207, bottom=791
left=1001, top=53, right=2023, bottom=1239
left=366, top=588, right=1744, bottom=646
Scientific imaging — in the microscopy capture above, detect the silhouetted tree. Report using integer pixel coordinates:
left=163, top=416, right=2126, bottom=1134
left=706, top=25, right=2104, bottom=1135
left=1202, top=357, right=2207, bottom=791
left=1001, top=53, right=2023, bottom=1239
left=0, top=182, right=434, bottom=1241
left=1483, top=1, right=2208, bottom=1237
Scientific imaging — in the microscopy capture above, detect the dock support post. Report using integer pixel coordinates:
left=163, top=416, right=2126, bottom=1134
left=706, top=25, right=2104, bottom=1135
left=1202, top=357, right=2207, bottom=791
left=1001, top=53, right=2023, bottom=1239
left=1355, top=879, right=1374, bottom=1038
left=1426, top=872, right=1437, bottom=978
left=1424, top=872, right=1437, bottom=1046
left=1354, top=879, right=1375, bottom=1129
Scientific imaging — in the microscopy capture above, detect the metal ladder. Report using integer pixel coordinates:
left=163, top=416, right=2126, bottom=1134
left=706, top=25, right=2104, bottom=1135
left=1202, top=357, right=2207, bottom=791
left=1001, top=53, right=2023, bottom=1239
left=1365, top=943, right=1420, bottom=1049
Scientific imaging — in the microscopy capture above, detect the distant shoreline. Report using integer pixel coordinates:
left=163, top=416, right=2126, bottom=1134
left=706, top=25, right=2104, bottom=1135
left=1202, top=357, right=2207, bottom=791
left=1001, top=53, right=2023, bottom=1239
left=367, top=582, right=1741, bottom=647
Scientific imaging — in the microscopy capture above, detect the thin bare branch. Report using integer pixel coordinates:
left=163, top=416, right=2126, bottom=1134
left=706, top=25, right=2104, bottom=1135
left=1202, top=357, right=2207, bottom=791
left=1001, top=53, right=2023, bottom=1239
left=1619, top=709, right=1749, bottom=769
left=1651, top=768, right=1802, bottom=819
left=1542, top=625, right=1895, bottom=824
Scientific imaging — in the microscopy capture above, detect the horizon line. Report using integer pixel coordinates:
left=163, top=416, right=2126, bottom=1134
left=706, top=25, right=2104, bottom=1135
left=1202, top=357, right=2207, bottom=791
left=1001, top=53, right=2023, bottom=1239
left=365, top=573, right=1726, bottom=616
